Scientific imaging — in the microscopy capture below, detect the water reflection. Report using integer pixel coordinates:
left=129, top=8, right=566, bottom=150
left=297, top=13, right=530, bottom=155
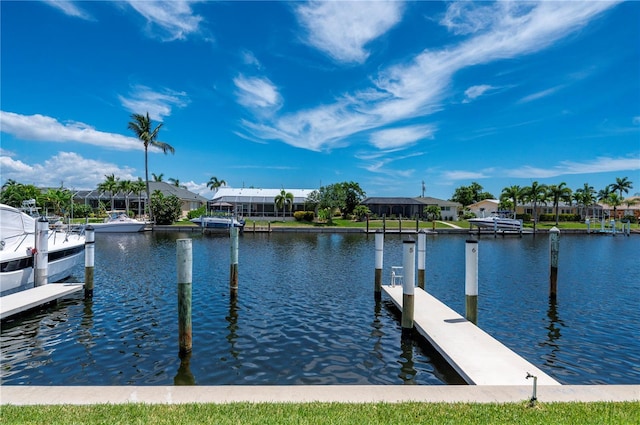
left=398, top=335, right=417, bottom=383
left=174, top=351, right=195, bottom=385
left=226, top=296, right=239, bottom=361
left=541, top=299, right=565, bottom=368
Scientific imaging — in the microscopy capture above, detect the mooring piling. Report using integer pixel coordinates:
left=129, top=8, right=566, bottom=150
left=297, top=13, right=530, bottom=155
left=417, top=230, right=426, bottom=290
left=177, top=238, right=193, bottom=355
left=401, top=239, right=416, bottom=334
left=229, top=226, right=239, bottom=299
left=549, top=227, right=560, bottom=300
left=84, top=225, right=95, bottom=299
left=374, top=230, right=384, bottom=301
left=465, top=239, right=478, bottom=325
left=34, top=217, right=49, bottom=287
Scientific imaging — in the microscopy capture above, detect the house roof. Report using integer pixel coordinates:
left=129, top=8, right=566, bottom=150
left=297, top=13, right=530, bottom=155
left=148, top=182, right=208, bottom=202
left=212, top=187, right=315, bottom=203
left=362, top=196, right=461, bottom=207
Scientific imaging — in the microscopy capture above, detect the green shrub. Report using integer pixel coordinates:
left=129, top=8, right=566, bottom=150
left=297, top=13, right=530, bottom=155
left=539, top=213, right=581, bottom=222
left=516, top=213, right=531, bottom=222
left=293, top=211, right=315, bottom=222
left=187, top=206, right=207, bottom=220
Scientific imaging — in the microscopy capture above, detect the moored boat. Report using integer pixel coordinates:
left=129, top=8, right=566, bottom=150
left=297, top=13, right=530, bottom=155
left=1, top=203, right=85, bottom=296
left=190, top=215, right=245, bottom=231
left=468, top=211, right=523, bottom=231
left=91, top=211, right=149, bottom=233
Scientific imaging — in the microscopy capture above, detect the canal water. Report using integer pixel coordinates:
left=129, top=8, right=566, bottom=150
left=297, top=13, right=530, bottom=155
left=1, top=231, right=638, bottom=385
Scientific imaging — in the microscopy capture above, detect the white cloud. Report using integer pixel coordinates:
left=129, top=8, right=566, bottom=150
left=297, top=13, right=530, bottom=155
left=119, top=85, right=190, bottom=121
left=241, top=50, right=262, bottom=69
left=440, top=1, right=506, bottom=36
left=295, top=1, right=404, bottom=64
left=1, top=152, right=137, bottom=189
left=234, top=75, right=282, bottom=110
left=125, top=0, right=203, bottom=41
left=463, top=85, right=494, bottom=103
left=0, top=111, right=145, bottom=151
left=518, top=85, right=564, bottom=104
left=506, top=156, right=640, bottom=179
left=369, top=125, right=436, bottom=150
left=442, top=171, right=489, bottom=181
left=243, top=1, right=619, bottom=153
left=41, top=0, right=92, bottom=20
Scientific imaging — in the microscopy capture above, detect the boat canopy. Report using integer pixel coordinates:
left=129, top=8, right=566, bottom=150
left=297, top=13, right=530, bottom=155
left=1, top=204, right=36, bottom=244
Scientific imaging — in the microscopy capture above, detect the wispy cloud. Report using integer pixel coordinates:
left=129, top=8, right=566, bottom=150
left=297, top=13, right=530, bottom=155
left=234, top=75, right=282, bottom=111
left=506, top=156, right=640, bottom=179
left=125, top=0, right=203, bottom=41
left=242, top=1, right=619, bottom=154
left=295, top=1, right=404, bottom=64
left=41, top=0, right=92, bottom=20
left=463, top=85, right=494, bottom=103
left=442, top=170, right=490, bottom=181
left=0, top=152, right=137, bottom=189
left=369, top=125, right=435, bottom=150
left=119, top=85, right=190, bottom=121
left=0, top=111, right=144, bottom=151
left=518, top=85, right=565, bottom=104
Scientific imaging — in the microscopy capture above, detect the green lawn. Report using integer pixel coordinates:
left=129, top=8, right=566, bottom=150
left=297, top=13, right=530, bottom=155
left=2, top=402, right=637, bottom=425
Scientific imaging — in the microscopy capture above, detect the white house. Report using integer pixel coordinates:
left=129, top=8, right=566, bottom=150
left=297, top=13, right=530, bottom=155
left=211, top=187, right=316, bottom=218
left=466, top=199, right=500, bottom=218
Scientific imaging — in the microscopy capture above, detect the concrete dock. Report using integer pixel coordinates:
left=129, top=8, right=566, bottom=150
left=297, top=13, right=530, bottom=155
left=0, top=283, right=84, bottom=320
left=382, top=285, right=560, bottom=386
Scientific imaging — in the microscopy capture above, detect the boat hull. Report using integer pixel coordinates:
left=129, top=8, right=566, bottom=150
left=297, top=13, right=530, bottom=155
left=91, top=222, right=147, bottom=233
left=468, top=217, right=522, bottom=231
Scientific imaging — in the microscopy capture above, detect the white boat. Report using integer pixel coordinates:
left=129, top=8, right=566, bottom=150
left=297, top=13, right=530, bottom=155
left=91, top=212, right=148, bottom=233
left=468, top=211, right=523, bottom=231
left=190, top=215, right=245, bottom=231
left=1, top=203, right=85, bottom=296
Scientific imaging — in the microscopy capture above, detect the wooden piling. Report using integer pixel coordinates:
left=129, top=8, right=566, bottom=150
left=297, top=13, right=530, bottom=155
left=465, top=239, right=478, bottom=325
left=401, top=239, right=415, bottom=334
left=549, top=227, right=559, bottom=300
left=34, top=217, right=49, bottom=287
left=374, top=231, right=383, bottom=301
left=84, top=226, right=95, bottom=299
left=230, top=226, right=239, bottom=299
left=177, top=238, right=193, bottom=355
left=417, top=230, right=426, bottom=290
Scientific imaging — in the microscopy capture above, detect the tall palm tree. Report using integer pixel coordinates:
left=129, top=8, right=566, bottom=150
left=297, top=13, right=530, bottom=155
left=522, top=181, right=547, bottom=223
left=152, top=173, right=164, bottom=182
left=97, top=174, right=119, bottom=211
left=168, top=177, right=186, bottom=189
left=118, top=179, right=134, bottom=215
left=274, top=189, right=294, bottom=220
left=597, top=186, right=612, bottom=220
left=128, top=112, right=175, bottom=221
left=207, top=176, right=226, bottom=193
left=605, top=193, right=623, bottom=219
left=500, top=185, right=522, bottom=217
left=546, top=182, right=572, bottom=225
left=609, top=177, right=633, bottom=199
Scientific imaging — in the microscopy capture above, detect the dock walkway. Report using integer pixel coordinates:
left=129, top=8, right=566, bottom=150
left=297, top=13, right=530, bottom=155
left=1, top=283, right=84, bottom=320
left=382, top=285, right=560, bottom=386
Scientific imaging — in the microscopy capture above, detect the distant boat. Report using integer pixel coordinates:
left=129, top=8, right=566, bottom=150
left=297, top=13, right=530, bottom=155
left=190, top=215, right=245, bottom=231
left=91, top=212, right=149, bottom=233
left=1, top=203, right=85, bottom=296
left=468, top=211, right=522, bottom=231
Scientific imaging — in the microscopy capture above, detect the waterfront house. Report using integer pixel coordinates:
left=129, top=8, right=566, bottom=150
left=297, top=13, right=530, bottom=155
left=211, top=187, right=316, bottom=219
left=466, top=199, right=500, bottom=218
left=361, top=196, right=461, bottom=220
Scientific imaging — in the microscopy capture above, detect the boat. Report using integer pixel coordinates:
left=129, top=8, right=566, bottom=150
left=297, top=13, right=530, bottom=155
left=190, top=215, right=245, bottom=231
left=91, top=211, right=149, bottom=233
left=1, top=203, right=85, bottom=296
left=468, top=211, right=523, bottom=231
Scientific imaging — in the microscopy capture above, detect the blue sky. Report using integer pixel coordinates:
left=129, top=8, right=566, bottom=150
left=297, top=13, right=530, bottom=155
left=1, top=1, right=639, bottom=200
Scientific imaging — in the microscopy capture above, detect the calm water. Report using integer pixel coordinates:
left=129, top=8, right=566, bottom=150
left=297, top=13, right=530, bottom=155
left=1, top=231, right=638, bottom=385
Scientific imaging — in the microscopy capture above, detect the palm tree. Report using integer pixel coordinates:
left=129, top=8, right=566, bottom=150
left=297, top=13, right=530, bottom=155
left=97, top=174, right=119, bottom=211
left=118, top=179, right=134, bottom=215
left=546, top=182, right=572, bottom=225
left=574, top=183, right=595, bottom=219
left=152, top=173, right=165, bottom=182
left=605, top=193, right=623, bottom=219
left=274, top=189, right=294, bottom=220
left=132, top=177, right=147, bottom=217
left=609, top=177, right=633, bottom=199
left=500, top=185, right=523, bottom=217
left=128, top=112, right=175, bottom=221
left=207, top=176, right=226, bottom=193
left=522, top=181, right=547, bottom=223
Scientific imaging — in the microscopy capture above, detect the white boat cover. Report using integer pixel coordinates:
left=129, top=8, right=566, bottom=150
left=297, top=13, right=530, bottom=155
left=1, top=204, right=36, bottom=243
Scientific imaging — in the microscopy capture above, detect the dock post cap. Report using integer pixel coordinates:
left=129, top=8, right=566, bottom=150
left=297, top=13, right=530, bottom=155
left=550, top=226, right=560, bottom=233
left=465, top=239, right=478, bottom=244
left=402, top=239, right=415, bottom=244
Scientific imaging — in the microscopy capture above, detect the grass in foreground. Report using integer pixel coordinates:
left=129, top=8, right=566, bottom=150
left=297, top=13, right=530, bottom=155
left=2, top=402, right=638, bottom=425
